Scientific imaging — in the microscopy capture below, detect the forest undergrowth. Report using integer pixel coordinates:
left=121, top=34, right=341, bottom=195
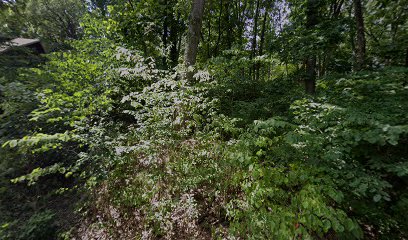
left=1, top=0, right=408, bottom=239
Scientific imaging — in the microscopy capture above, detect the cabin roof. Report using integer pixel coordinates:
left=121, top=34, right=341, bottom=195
left=0, top=38, right=43, bottom=53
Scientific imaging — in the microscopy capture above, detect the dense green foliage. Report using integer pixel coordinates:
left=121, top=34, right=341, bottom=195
left=1, top=0, right=407, bottom=239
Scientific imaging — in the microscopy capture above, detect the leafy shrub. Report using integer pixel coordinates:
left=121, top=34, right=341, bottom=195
left=0, top=211, right=57, bottom=240
left=76, top=52, right=234, bottom=238
left=18, top=210, right=57, bottom=240
left=225, top=67, right=408, bottom=239
left=225, top=118, right=362, bottom=239
left=73, top=57, right=408, bottom=239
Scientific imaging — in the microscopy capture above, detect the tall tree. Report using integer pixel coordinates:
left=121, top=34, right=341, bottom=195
left=305, top=0, right=319, bottom=94
left=353, top=0, right=366, bottom=70
left=251, top=0, right=260, bottom=81
left=184, top=0, right=206, bottom=81
left=215, top=0, right=223, bottom=55
left=255, top=5, right=269, bottom=81
left=251, top=0, right=260, bottom=60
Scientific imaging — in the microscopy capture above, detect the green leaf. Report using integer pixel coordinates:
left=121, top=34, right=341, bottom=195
left=373, top=194, right=382, bottom=202
left=9, top=140, right=18, bottom=148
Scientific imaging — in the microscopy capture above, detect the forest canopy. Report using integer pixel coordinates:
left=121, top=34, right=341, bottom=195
left=0, top=0, right=407, bottom=239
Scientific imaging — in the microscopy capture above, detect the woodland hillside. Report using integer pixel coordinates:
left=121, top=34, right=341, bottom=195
left=0, top=0, right=408, bottom=239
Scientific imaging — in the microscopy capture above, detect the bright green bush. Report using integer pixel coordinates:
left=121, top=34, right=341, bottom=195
left=225, top=118, right=362, bottom=239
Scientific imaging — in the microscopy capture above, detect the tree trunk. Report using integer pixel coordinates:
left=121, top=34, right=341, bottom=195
left=354, top=0, right=366, bottom=70
left=322, top=0, right=344, bottom=75
left=256, top=10, right=268, bottom=81
left=406, top=47, right=408, bottom=67
left=251, top=0, right=260, bottom=81
left=225, top=1, right=233, bottom=49
left=207, top=2, right=212, bottom=59
left=348, top=5, right=356, bottom=68
left=259, top=11, right=267, bottom=57
left=162, top=0, right=169, bottom=68
left=184, top=0, right=206, bottom=81
left=236, top=0, right=248, bottom=47
left=251, top=0, right=260, bottom=60
left=215, top=0, right=222, bottom=56
left=306, top=56, right=317, bottom=94
left=169, top=13, right=180, bottom=67
left=305, top=0, right=319, bottom=94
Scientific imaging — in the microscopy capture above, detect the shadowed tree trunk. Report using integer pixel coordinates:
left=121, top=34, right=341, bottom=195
left=251, top=0, right=260, bottom=59
left=215, top=0, right=222, bottom=55
left=206, top=1, right=212, bottom=59
left=354, top=0, right=366, bottom=70
left=162, top=0, right=169, bottom=68
left=256, top=10, right=268, bottom=81
left=406, top=48, right=408, bottom=67
left=305, top=0, right=319, bottom=94
left=169, top=13, right=182, bottom=67
left=184, top=0, right=206, bottom=81
left=236, top=0, right=248, bottom=47
left=259, top=10, right=268, bottom=57
left=251, top=0, right=260, bottom=81
left=322, top=0, right=344, bottom=76
left=224, top=1, right=233, bottom=49
left=305, top=56, right=317, bottom=94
